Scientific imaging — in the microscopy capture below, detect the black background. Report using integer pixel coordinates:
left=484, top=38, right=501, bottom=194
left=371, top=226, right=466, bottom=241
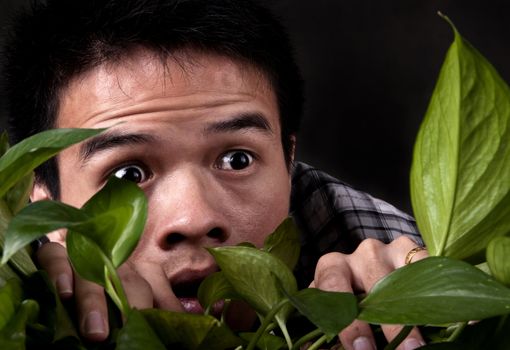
left=1, top=0, right=510, bottom=214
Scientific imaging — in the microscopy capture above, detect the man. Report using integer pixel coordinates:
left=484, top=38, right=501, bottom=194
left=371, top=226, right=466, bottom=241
left=3, top=0, right=427, bottom=349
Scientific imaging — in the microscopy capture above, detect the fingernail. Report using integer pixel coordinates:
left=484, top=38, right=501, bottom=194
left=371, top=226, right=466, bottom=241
left=402, top=338, right=425, bottom=350
left=56, top=273, right=72, bottom=296
left=353, top=336, right=375, bottom=350
left=85, top=311, right=106, bottom=335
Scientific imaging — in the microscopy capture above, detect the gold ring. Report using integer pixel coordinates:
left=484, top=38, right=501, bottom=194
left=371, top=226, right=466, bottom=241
left=405, top=246, right=427, bottom=265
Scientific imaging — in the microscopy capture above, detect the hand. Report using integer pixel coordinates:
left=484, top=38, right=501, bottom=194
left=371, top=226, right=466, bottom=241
left=36, top=242, right=183, bottom=342
left=310, top=236, right=428, bottom=350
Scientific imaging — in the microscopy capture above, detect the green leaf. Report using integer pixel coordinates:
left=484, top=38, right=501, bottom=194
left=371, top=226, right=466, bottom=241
left=81, top=177, right=148, bottom=267
left=0, top=128, right=103, bottom=199
left=287, top=288, right=358, bottom=341
left=197, top=271, right=239, bottom=312
left=66, top=232, right=112, bottom=287
left=1, top=201, right=87, bottom=264
left=208, top=246, right=297, bottom=332
left=141, top=309, right=242, bottom=350
left=358, top=257, right=510, bottom=324
left=4, top=173, right=34, bottom=217
left=0, top=299, right=39, bottom=350
left=0, top=132, right=9, bottom=157
left=410, top=21, right=510, bottom=261
left=240, top=332, right=285, bottom=350
left=487, top=236, right=510, bottom=287
left=263, top=217, right=301, bottom=270
left=0, top=278, right=22, bottom=330
left=116, top=309, right=166, bottom=350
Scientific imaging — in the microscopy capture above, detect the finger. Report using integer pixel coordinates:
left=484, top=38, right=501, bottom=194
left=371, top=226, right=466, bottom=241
left=117, top=262, right=153, bottom=310
left=36, top=242, right=74, bottom=298
left=346, top=239, right=394, bottom=293
left=382, top=325, right=425, bottom=350
left=74, top=273, right=109, bottom=342
left=135, top=262, right=183, bottom=311
left=389, top=236, right=429, bottom=269
left=314, top=253, right=377, bottom=350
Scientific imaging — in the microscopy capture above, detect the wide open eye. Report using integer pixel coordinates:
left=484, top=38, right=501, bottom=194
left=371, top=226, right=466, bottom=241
left=216, top=150, right=254, bottom=171
left=112, top=164, right=148, bottom=183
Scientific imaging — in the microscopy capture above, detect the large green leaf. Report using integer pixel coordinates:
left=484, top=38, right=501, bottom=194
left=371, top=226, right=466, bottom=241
left=263, top=217, right=301, bottom=270
left=358, top=257, right=510, bottom=324
left=208, top=246, right=297, bottom=328
left=240, top=332, right=285, bottom=350
left=116, top=309, right=166, bottom=350
left=286, top=288, right=358, bottom=342
left=81, top=177, right=148, bottom=267
left=410, top=22, right=510, bottom=261
left=4, top=173, right=33, bottom=217
left=141, top=309, right=242, bottom=350
left=0, top=128, right=103, bottom=199
left=487, top=236, right=510, bottom=287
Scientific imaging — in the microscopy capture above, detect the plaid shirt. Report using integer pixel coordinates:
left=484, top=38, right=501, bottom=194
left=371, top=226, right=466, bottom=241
left=290, top=162, right=423, bottom=287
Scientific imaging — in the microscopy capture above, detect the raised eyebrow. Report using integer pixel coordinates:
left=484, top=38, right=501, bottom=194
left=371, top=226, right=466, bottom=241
left=79, top=132, right=156, bottom=163
left=203, top=113, right=273, bottom=135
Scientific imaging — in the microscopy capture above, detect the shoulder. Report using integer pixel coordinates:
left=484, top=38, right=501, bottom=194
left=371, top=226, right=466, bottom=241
left=290, top=162, right=423, bottom=254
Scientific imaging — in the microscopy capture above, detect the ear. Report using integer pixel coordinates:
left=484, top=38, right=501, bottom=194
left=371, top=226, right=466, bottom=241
left=30, top=182, right=52, bottom=202
left=30, top=182, right=66, bottom=244
left=289, top=134, right=296, bottom=163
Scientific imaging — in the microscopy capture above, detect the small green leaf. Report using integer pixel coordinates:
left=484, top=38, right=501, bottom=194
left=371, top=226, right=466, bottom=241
left=0, top=132, right=9, bottom=157
left=66, top=232, right=112, bottom=287
left=81, top=177, right=148, bottom=267
left=263, top=217, right=301, bottom=270
left=142, top=309, right=242, bottom=350
left=287, top=288, right=358, bottom=341
left=410, top=21, right=510, bottom=261
left=116, top=309, right=166, bottom=350
left=197, top=271, right=239, bottom=312
left=359, top=257, right=510, bottom=324
left=0, top=278, right=22, bottom=330
left=487, top=236, right=510, bottom=287
left=0, top=128, right=104, bottom=199
left=4, top=173, right=34, bottom=216
left=0, top=299, right=39, bottom=350
left=208, top=246, right=297, bottom=331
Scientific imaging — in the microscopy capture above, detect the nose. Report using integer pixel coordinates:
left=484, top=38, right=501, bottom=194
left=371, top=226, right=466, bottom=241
left=149, top=167, right=230, bottom=250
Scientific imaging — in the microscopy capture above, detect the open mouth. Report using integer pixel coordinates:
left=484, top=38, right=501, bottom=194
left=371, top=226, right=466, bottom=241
left=172, top=277, right=224, bottom=315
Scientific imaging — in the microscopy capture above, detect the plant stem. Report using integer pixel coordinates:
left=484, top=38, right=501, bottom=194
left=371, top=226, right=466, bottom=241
left=306, top=334, right=328, bottom=350
left=291, top=328, right=323, bottom=350
left=104, top=264, right=130, bottom=317
left=278, top=320, right=293, bottom=350
left=384, top=325, right=413, bottom=350
left=246, top=298, right=291, bottom=350
left=446, top=322, right=467, bottom=342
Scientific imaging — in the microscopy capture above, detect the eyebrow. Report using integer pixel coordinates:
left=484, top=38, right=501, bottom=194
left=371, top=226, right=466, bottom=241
left=79, top=132, right=156, bottom=163
left=203, top=113, right=273, bottom=135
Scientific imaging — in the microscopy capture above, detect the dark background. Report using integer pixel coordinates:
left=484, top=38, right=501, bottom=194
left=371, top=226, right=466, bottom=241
left=1, top=0, right=510, bottom=214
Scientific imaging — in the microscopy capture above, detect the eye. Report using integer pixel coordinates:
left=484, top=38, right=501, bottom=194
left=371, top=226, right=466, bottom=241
left=216, top=150, right=254, bottom=170
left=112, top=164, right=148, bottom=183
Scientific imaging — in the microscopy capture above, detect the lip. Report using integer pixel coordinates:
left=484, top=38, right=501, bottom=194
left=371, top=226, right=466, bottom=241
left=179, top=297, right=225, bottom=316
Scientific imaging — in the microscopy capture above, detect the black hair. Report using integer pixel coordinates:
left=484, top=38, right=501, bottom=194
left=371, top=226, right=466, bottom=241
left=2, top=0, right=303, bottom=199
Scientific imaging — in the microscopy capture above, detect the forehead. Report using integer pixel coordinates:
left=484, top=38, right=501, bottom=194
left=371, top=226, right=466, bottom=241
left=56, top=49, right=278, bottom=130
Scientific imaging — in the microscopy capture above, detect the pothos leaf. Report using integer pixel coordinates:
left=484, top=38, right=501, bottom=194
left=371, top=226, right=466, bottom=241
left=263, top=217, right=301, bottom=270
left=359, top=257, right=510, bottom=324
left=410, top=18, right=510, bottom=261
left=0, top=128, right=104, bottom=199
left=487, top=236, right=510, bottom=287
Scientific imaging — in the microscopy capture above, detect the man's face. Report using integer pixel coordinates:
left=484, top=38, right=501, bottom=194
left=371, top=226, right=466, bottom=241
left=35, top=50, right=292, bottom=313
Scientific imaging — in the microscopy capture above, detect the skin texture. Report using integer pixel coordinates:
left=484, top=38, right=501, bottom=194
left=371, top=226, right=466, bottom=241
left=32, top=50, right=428, bottom=349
